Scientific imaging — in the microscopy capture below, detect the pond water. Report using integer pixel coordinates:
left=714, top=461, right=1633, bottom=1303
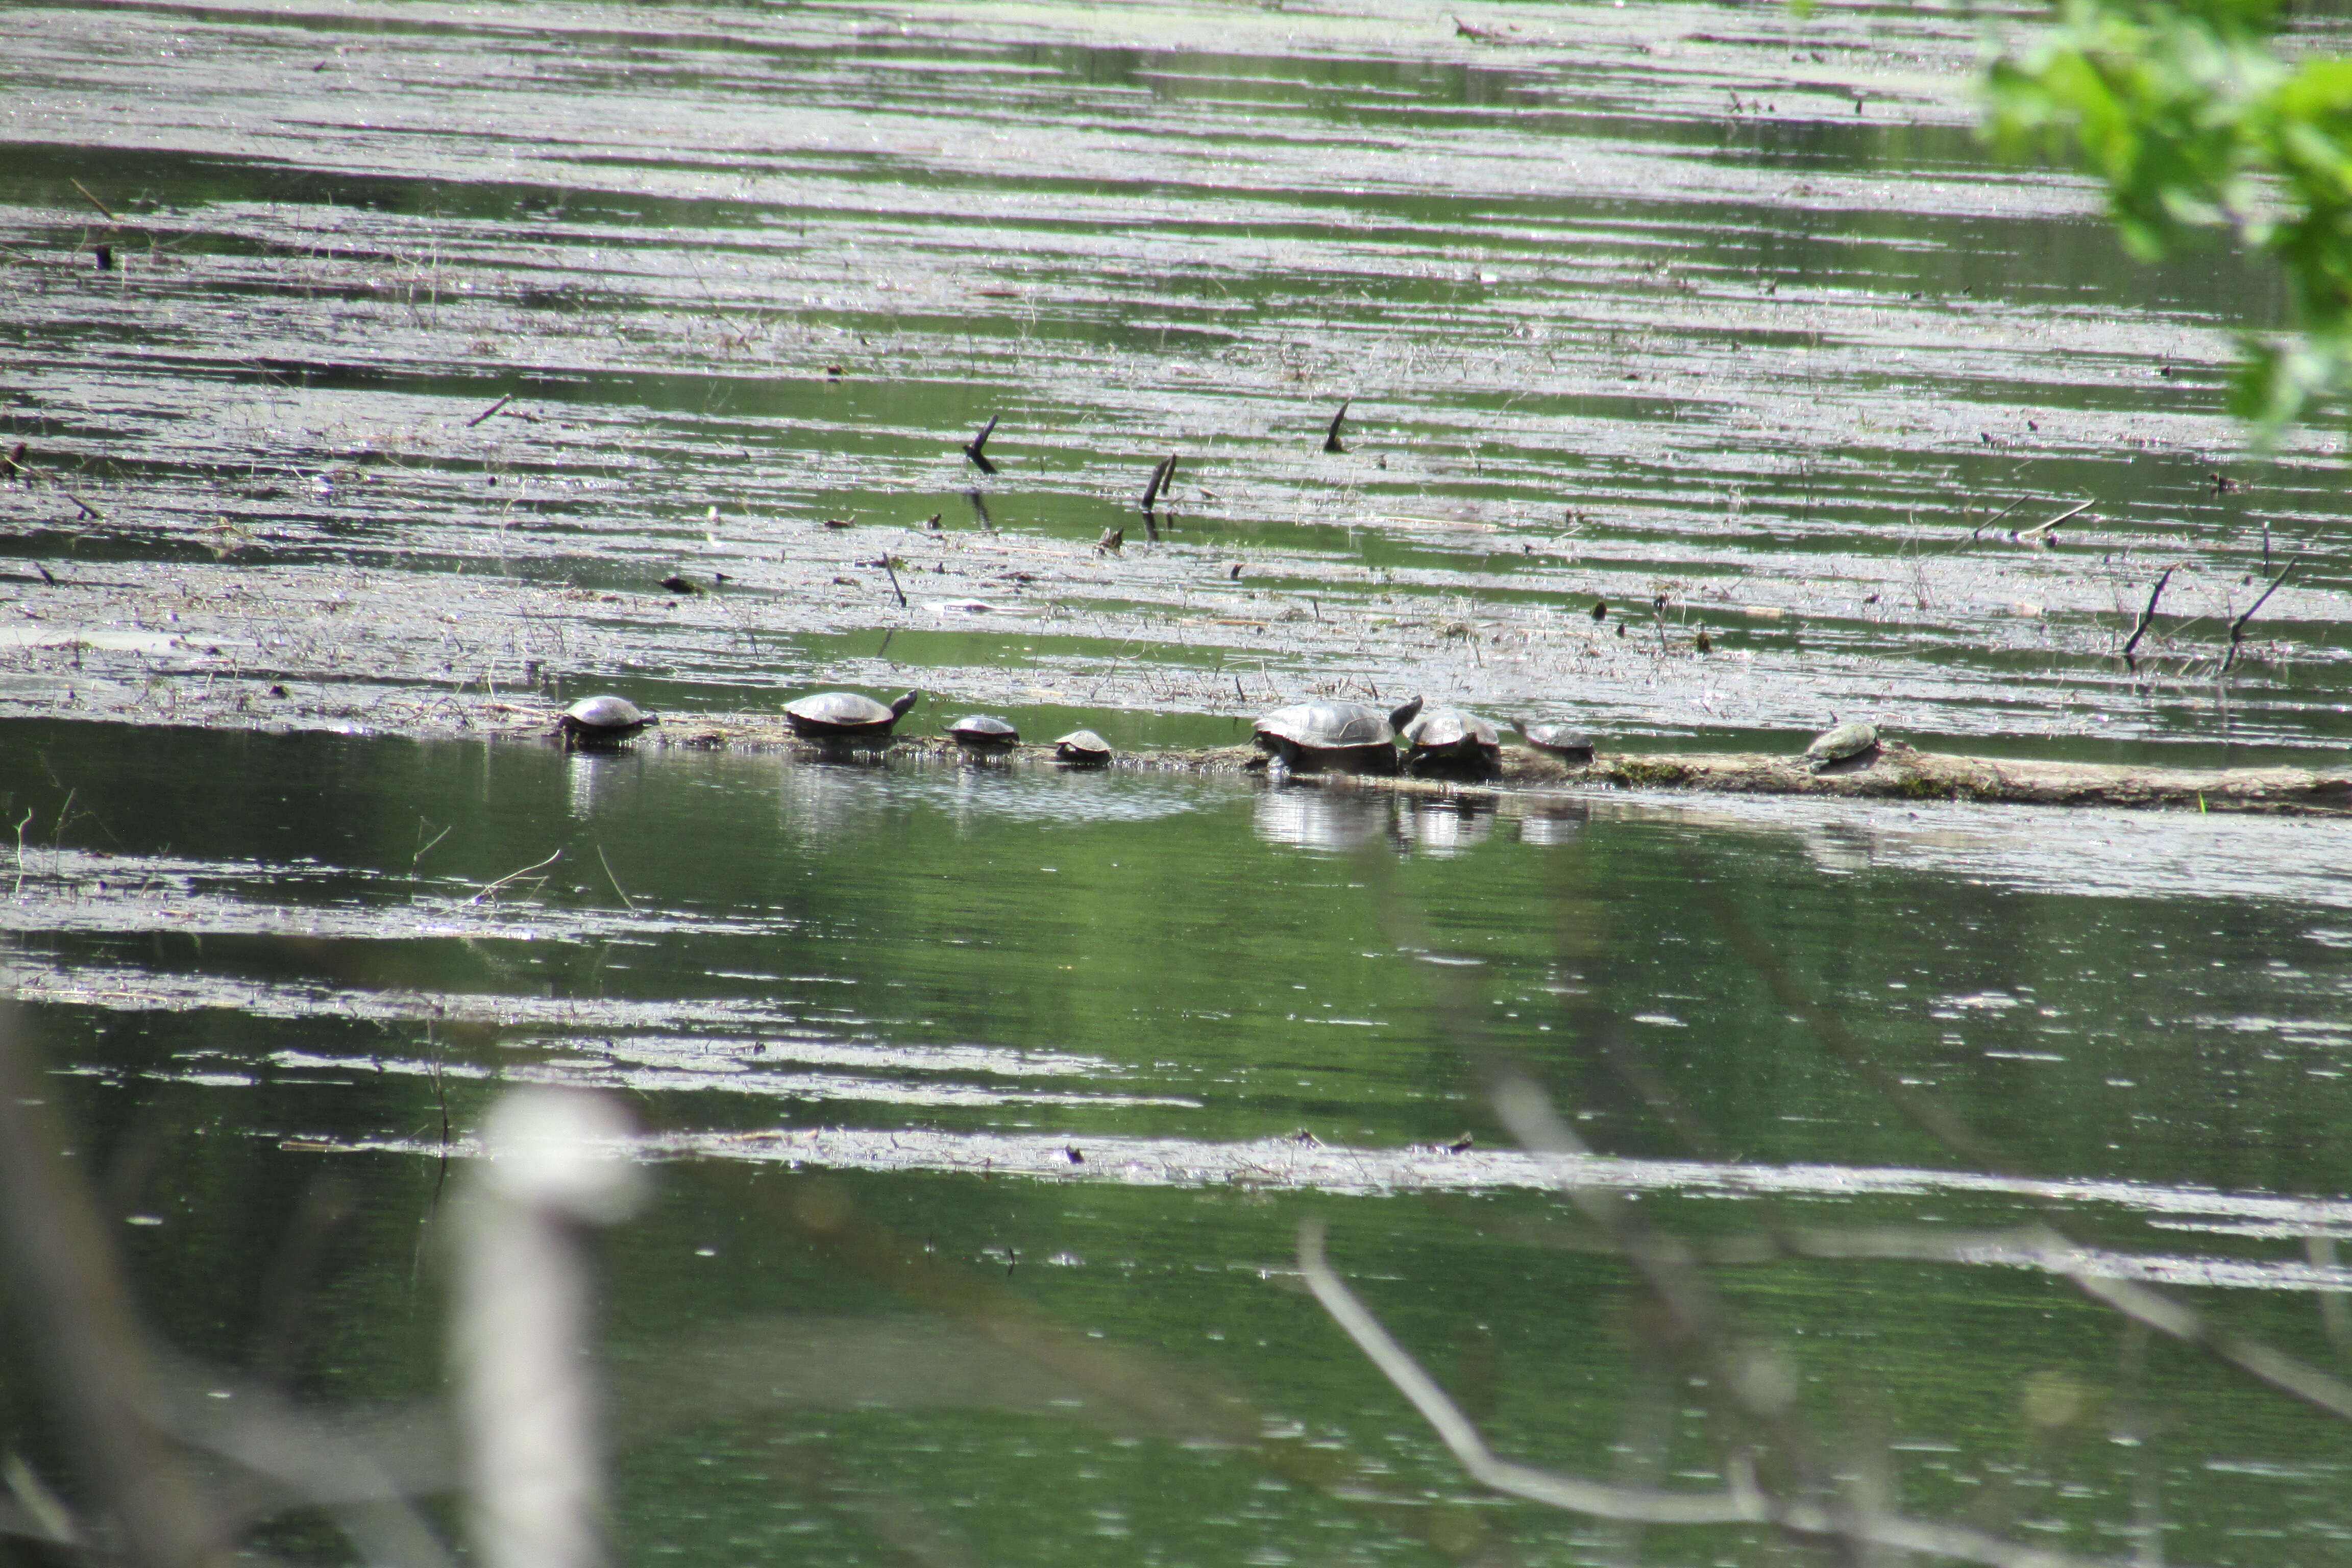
left=6, top=0, right=2352, bottom=1564
left=8, top=717, right=2352, bottom=1565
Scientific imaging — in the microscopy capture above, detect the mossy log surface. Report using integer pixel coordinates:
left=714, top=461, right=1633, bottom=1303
left=597, top=716, right=2352, bottom=817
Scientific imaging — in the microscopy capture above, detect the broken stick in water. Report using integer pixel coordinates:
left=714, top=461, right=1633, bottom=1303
left=2221, top=553, right=2304, bottom=674
left=1140, top=454, right=1175, bottom=510
left=2120, top=565, right=2175, bottom=663
left=962, top=414, right=1000, bottom=475
left=2014, top=498, right=2093, bottom=543
left=467, top=393, right=516, bottom=428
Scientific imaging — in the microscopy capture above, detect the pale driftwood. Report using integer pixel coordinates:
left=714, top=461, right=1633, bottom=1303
left=603, top=718, right=2351, bottom=818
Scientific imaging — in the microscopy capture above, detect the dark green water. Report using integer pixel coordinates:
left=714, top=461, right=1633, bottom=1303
left=8, top=716, right=2352, bottom=1564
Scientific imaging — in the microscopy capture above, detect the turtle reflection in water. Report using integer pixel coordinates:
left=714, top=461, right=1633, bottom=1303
left=1402, top=706, right=1501, bottom=779
left=1253, top=696, right=1423, bottom=775
left=947, top=714, right=1020, bottom=753
left=1403, top=797, right=1496, bottom=856
left=1804, top=720, right=1882, bottom=772
left=557, top=695, right=658, bottom=750
left=1052, top=729, right=1113, bottom=767
left=783, top=690, right=919, bottom=743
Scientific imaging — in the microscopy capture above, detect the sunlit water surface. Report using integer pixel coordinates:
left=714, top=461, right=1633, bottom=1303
left=6, top=719, right=2352, bottom=1564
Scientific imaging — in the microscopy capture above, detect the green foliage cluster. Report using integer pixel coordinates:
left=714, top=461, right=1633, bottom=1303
left=1989, top=0, right=2352, bottom=434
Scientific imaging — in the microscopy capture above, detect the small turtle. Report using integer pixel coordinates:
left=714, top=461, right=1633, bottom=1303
left=1517, top=720, right=1596, bottom=765
left=1804, top=720, right=1881, bottom=772
left=946, top=713, right=1020, bottom=751
left=1253, top=696, right=1423, bottom=774
left=557, top=694, right=658, bottom=749
left=783, top=689, right=919, bottom=741
left=1403, top=706, right=1501, bottom=778
left=1053, top=729, right=1113, bottom=767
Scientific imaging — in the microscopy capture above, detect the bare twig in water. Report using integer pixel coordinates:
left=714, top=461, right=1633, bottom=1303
left=2014, top=498, right=2093, bottom=543
left=2120, top=566, right=2174, bottom=662
left=466, top=394, right=515, bottom=429
left=69, top=178, right=120, bottom=226
left=65, top=490, right=105, bottom=522
left=2220, top=553, right=2303, bottom=673
left=411, top=821, right=453, bottom=871
left=1969, top=496, right=2026, bottom=542
left=467, top=848, right=562, bottom=905
left=876, top=556, right=907, bottom=608
left=593, top=842, right=636, bottom=914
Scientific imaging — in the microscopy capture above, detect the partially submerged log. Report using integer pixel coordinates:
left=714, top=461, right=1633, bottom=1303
left=598, top=718, right=2351, bottom=818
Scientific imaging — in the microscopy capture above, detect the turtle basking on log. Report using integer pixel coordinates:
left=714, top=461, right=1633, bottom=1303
left=1053, top=729, right=1114, bottom=767
left=557, top=695, right=658, bottom=749
left=1254, top=696, right=1423, bottom=774
left=946, top=714, right=1020, bottom=752
left=1804, top=721, right=1882, bottom=772
left=1517, top=720, right=1596, bottom=765
left=1402, top=706, right=1502, bottom=779
left=783, top=690, right=919, bottom=742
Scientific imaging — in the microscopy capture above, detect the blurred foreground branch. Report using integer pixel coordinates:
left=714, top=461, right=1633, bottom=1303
left=1299, top=1218, right=2129, bottom=1568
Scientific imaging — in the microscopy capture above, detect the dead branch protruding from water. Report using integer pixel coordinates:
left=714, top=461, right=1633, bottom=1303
left=1322, top=399, right=1350, bottom=453
left=962, top=415, right=999, bottom=475
left=2220, top=553, right=2302, bottom=673
left=2120, top=565, right=2175, bottom=662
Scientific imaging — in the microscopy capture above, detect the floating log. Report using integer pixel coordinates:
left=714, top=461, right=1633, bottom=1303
left=593, top=720, right=2350, bottom=818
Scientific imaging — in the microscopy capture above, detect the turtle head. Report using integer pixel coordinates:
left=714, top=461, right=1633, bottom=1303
left=644, top=711, right=662, bottom=725
left=889, top=691, right=920, bottom=719
left=1388, top=696, right=1425, bottom=732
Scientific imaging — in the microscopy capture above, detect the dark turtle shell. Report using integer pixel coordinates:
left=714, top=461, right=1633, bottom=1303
left=783, top=689, right=918, bottom=739
left=1805, top=720, right=1880, bottom=769
left=1517, top=720, right=1595, bottom=763
left=1403, top=707, right=1501, bottom=778
left=1253, top=697, right=1421, bottom=775
left=1405, top=707, right=1498, bottom=753
left=558, top=694, right=658, bottom=747
left=947, top=713, right=1020, bottom=747
left=1053, top=729, right=1113, bottom=765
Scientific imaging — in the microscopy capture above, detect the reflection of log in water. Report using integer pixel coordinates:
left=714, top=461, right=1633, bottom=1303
left=633, top=724, right=2352, bottom=818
